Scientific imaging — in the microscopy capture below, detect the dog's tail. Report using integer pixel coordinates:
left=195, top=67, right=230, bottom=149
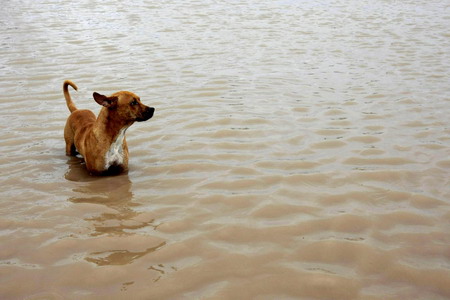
left=63, top=80, right=78, bottom=113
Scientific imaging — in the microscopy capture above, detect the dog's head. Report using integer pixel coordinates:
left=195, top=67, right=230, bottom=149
left=93, top=91, right=155, bottom=123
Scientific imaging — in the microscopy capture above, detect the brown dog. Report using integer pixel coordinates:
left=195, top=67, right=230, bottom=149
left=63, top=80, right=154, bottom=175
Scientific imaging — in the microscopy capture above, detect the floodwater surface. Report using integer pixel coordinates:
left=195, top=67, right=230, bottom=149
left=1, top=0, right=450, bottom=299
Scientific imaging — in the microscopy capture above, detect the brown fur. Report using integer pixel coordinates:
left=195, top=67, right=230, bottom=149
left=63, top=80, right=154, bottom=175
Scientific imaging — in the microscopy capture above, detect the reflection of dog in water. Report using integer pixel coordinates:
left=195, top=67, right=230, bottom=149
left=65, top=156, right=134, bottom=207
left=66, top=158, right=153, bottom=233
left=65, top=161, right=165, bottom=267
left=63, top=80, right=155, bottom=175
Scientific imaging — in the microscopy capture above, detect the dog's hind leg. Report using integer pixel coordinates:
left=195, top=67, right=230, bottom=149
left=64, top=122, right=77, bottom=156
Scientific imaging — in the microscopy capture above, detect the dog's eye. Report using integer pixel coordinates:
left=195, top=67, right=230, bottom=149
left=130, top=100, right=138, bottom=106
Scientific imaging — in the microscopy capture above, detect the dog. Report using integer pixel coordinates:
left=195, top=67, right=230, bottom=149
left=63, top=80, right=154, bottom=175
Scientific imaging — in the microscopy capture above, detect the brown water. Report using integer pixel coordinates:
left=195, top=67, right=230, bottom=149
left=1, top=0, right=450, bottom=299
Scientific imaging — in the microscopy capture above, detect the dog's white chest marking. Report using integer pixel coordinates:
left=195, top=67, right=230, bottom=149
left=105, top=127, right=127, bottom=169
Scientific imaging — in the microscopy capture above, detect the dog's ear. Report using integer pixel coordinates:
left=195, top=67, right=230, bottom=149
left=93, top=92, right=118, bottom=108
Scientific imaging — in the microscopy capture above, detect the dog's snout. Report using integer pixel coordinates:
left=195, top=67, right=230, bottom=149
left=137, top=106, right=155, bottom=122
left=146, top=106, right=155, bottom=118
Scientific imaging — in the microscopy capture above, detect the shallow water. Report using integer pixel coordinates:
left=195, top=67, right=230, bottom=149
left=1, top=0, right=450, bottom=299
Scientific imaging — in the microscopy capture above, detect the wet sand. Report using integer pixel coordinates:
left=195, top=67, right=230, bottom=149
left=1, top=0, right=450, bottom=299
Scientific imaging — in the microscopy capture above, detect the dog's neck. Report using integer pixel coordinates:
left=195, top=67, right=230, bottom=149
left=95, top=109, right=133, bottom=144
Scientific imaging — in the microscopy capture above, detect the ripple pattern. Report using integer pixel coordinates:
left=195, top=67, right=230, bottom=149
left=1, top=0, right=450, bottom=299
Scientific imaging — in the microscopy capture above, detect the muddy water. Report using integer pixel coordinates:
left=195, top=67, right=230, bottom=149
left=1, top=0, right=450, bottom=299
